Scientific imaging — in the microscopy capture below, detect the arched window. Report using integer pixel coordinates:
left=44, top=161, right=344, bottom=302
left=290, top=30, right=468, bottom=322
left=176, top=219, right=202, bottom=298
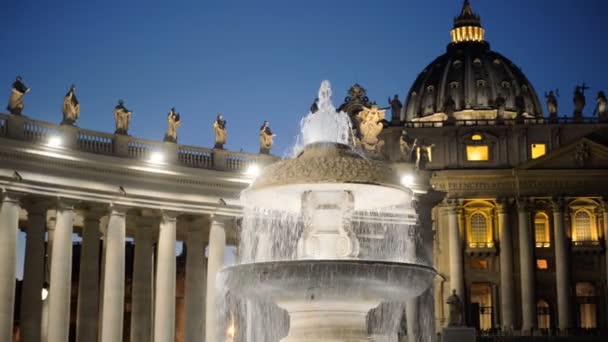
left=537, top=300, right=551, bottom=330
left=470, top=213, right=488, bottom=247
left=573, top=210, right=593, bottom=242
left=576, top=282, right=597, bottom=329
left=534, top=213, right=550, bottom=248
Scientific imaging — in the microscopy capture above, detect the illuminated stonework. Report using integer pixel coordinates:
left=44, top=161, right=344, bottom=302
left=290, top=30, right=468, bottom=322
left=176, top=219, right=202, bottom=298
left=451, top=25, right=485, bottom=43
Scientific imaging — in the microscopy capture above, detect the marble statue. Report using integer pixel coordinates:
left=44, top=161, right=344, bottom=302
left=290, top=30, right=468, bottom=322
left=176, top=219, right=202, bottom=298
left=399, top=129, right=417, bottom=162
left=114, top=100, right=132, bottom=135
left=62, top=85, right=80, bottom=125
left=415, top=140, right=434, bottom=170
left=356, top=105, right=385, bottom=154
left=594, top=91, right=607, bottom=122
left=214, top=114, right=227, bottom=149
left=446, top=289, right=463, bottom=327
left=7, top=76, right=30, bottom=115
left=388, top=94, right=402, bottom=121
left=164, top=107, right=181, bottom=143
left=573, top=84, right=588, bottom=119
left=545, top=90, right=559, bottom=118
left=259, top=120, right=276, bottom=154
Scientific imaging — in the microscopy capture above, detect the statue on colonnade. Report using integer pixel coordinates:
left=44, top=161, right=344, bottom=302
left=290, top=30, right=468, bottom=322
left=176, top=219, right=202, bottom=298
left=259, top=120, right=275, bottom=154
left=214, top=113, right=227, bottom=149
left=114, top=99, right=132, bottom=135
left=7, top=76, right=30, bottom=115
left=164, top=107, right=181, bottom=142
left=62, top=84, right=80, bottom=125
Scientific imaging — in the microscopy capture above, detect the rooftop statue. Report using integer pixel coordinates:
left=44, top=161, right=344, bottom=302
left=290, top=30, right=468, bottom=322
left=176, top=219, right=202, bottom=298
left=544, top=90, right=559, bottom=119
left=62, top=84, right=80, bottom=125
left=259, top=120, right=276, bottom=154
left=446, top=289, right=463, bottom=327
left=388, top=94, right=402, bottom=121
left=114, top=100, right=132, bottom=135
left=399, top=129, right=417, bottom=162
left=573, top=84, right=589, bottom=119
left=164, top=107, right=181, bottom=143
left=356, top=104, right=385, bottom=154
left=214, top=114, right=227, bottom=149
left=7, top=76, right=30, bottom=115
left=594, top=91, right=607, bottom=122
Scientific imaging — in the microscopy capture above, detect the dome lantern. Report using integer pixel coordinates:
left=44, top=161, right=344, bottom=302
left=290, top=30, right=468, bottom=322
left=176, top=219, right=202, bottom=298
left=451, top=0, right=485, bottom=43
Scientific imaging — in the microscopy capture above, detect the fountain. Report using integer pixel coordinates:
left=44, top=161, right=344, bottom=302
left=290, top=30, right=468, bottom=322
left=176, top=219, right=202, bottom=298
left=219, top=81, right=439, bottom=341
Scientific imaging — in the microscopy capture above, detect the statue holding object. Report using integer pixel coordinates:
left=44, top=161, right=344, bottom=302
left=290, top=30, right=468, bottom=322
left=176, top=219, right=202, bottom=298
left=214, top=114, right=227, bottom=149
left=259, top=120, right=276, bottom=154
left=7, top=76, right=30, bottom=115
left=114, top=100, right=132, bottom=135
left=164, top=107, right=181, bottom=143
left=544, top=89, right=559, bottom=119
left=573, top=84, right=589, bottom=120
left=62, top=84, right=80, bottom=125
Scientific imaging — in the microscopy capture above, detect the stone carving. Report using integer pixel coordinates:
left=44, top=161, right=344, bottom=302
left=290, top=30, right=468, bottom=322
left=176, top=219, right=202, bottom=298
left=164, top=107, right=181, bottom=143
left=259, top=120, right=275, bottom=154
left=545, top=90, right=559, bottom=119
left=573, top=84, right=589, bottom=119
left=399, top=129, right=417, bottom=162
left=356, top=105, right=385, bottom=154
left=114, top=100, right=132, bottom=135
left=415, top=140, right=435, bottom=170
left=594, top=91, right=607, bottom=122
left=6, top=76, right=30, bottom=115
left=62, top=85, right=80, bottom=125
left=446, top=289, right=463, bottom=327
left=574, top=142, right=590, bottom=167
left=388, top=95, right=402, bottom=121
left=214, top=114, right=227, bottom=149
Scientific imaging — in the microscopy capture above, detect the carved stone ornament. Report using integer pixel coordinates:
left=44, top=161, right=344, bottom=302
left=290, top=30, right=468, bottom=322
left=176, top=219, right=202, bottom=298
left=114, top=100, right=132, bottom=135
left=62, top=85, right=80, bottom=125
left=574, top=142, right=591, bottom=167
left=7, top=76, right=30, bottom=116
left=164, top=108, right=181, bottom=143
left=356, top=105, right=385, bottom=154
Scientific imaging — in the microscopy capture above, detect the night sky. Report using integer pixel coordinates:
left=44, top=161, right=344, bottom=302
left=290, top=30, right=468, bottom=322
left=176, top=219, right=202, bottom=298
left=2, top=0, right=607, bottom=276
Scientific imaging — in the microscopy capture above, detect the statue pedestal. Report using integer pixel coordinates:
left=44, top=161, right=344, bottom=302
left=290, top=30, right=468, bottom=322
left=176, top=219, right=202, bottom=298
left=442, top=327, right=475, bottom=342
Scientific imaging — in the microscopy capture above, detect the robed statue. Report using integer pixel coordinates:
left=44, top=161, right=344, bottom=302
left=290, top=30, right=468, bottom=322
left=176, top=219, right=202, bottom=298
left=356, top=105, right=385, bottom=154
left=545, top=90, right=559, bottom=119
left=415, top=140, right=434, bottom=171
left=573, top=84, right=589, bottom=119
left=594, top=91, right=607, bottom=122
left=388, top=94, right=402, bottom=121
left=259, top=120, right=276, bottom=154
left=62, top=85, right=80, bottom=125
left=114, top=100, right=132, bottom=135
left=446, top=289, right=463, bottom=327
left=164, top=107, right=181, bottom=143
left=7, top=76, right=30, bottom=115
left=399, top=129, right=417, bottom=162
left=214, top=114, right=227, bottom=149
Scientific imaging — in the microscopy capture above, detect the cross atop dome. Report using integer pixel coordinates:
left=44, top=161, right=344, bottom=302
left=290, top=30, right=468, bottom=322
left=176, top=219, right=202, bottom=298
left=451, top=0, right=485, bottom=43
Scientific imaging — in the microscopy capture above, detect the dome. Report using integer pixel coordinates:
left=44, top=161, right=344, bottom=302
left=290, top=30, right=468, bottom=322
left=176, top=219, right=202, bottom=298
left=403, top=1, right=542, bottom=122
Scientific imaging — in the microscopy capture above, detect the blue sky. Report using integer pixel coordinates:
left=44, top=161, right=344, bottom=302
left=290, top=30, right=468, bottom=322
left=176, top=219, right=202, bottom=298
left=2, top=0, right=606, bottom=157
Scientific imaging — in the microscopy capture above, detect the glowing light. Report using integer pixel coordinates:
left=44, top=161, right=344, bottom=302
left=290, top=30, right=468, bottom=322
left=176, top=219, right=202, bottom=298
left=451, top=26, right=485, bottom=43
left=401, top=174, right=415, bottom=187
left=149, top=152, right=165, bottom=164
left=466, top=145, right=489, bottom=161
left=41, top=287, right=49, bottom=301
left=531, top=144, right=546, bottom=159
left=47, top=136, right=63, bottom=147
left=245, top=164, right=260, bottom=177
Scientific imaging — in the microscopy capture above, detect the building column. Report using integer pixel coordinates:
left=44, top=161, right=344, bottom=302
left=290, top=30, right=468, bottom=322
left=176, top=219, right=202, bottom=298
left=0, top=192, right=21, bottom=342
left=130, top=221, right=155, bottom=342
left=20, top=201, right=48, bottom=342
left=75, top=208, right=103, bottom=342
left=154, top=212, right=178, bottom=342
left=47, top=200, right=76, bottom=342
left=551, top=198, right=572, bottom=333
left=445, top=200, right=464, bottom=302
left=184, top=219, right=207, bottom=342
left=517, top=198, right=536, bottom=333
left=497, top=200, right=514, bottom=331
left=41, top=217, right=56, bottom=342
left=206, top=218, right=227, bottom=342
left=100, top=205, right=127, bottom=342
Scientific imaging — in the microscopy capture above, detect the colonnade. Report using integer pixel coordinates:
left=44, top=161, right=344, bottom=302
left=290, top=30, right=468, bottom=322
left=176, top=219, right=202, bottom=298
left=442, top=197, right=595, bottom=334
left=0, top=191, right=229, bottom=342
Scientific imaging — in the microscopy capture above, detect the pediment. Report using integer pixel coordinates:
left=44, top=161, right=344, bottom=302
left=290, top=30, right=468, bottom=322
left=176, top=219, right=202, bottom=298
left=517, top=137, right=608, bottom=170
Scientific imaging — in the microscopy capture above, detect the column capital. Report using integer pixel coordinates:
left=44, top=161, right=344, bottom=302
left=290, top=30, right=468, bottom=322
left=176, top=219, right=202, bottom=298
left=108, top=203, right=129, bottom=217
left=1, top=189, right=24, bottom=204
left=550, top=197, right=566, bottom=213
left=160, top=210, right=180, bottom=222
left=55, top=197, right=79, bottom=211
left=516, top=197, right=531, bottom=213
left=496, top=198, right=513, bottom=214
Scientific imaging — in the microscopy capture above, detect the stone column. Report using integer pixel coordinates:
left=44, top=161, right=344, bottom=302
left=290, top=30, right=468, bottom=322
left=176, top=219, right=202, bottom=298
left=551, top=198, right=572, bottom=332
left=206, top=218, right=226, bottom=342
left=184, top=219, right=207, bottom=342
left=47, top=200, right=76, bottom=342
left=100, top=205, right=127, bottom=342
left=75, top=208, right=103, bottom=342
left=20, top=201, right=47, bottom=342
left=445, top=200, right=464, bottom=301
left=517, top=199, right=536, bottom=333
left=130, top=221, right=155, bottom=342
left=497, top=200, right=514, bottom=331
left=0, top=192, right=20, bottom=342
left=41, top=217, right=56, bottom=342
left=154, top=212, right=178, bottom=342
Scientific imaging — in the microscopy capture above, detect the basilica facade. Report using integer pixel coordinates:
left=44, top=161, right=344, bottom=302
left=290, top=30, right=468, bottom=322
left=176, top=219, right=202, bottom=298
left=1, top=1, right=607, bottom=342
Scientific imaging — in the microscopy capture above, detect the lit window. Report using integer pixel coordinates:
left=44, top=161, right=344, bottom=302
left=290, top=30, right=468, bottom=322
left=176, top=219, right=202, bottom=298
left=469, top=213, right=488, bottom=247
left=471, top=134, right=483, bottom=141
left=537, top=300, right=551, bottom=330
left=531, top=143, right=546, bottom=159
left=534, top=213, right=550, bottom=248
left=536, top=259, right=548, bottom=270
left=573, top=211, right=595, bottom=243
left=466, top=145, right=489, bottom=161
left=576, top=283, right=597, bottom=329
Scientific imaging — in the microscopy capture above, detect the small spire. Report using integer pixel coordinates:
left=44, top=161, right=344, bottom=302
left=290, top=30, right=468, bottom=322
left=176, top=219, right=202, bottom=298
left=451, top=0, right=485, bottom=43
